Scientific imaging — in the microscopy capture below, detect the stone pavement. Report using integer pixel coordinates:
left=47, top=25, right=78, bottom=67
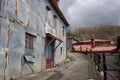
left=17, top=53, right=101, bottom=80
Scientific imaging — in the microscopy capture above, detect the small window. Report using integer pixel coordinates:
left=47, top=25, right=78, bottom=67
left=60, top=47, right=62, bottom=54
left=25, top=33, right=35, bottom=49
left=62, top=27, right=64, bottom=36
left=46, top=6, right=51, bottom=25
left=53, top=15, right=57, bottom=28
left=46, top=6, right=51, bottom=11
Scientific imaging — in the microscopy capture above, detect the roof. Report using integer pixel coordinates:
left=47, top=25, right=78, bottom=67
left=81, top=39, right=112, bottom=43
left=73, top=45, right=91, bottom=52
left=48, top=0, right=69, bottom=26
left=91, top=46, right=117, bottom=53
left=80, top=39, right=115, bottom=45
left=73, top=39, right=117, bottom=53
left=73, top=45, right=117, bottom=53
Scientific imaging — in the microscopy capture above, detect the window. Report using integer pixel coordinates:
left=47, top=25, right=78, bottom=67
left=46, top=6, right=51, bottom=25
left=46, top=6, right=51, bottom=11
left=60, top=47, right=62, bottom=54
left=62, top=26, right=64, bottom=36
left=25, top=33, right=35, bottom=49
left=53, top=15, right=57, bottom=29
left=46, top=6, right=54, bottom=27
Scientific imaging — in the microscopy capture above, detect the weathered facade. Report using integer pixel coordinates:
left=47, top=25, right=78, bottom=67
left=0, top=0, right=69, bottom=79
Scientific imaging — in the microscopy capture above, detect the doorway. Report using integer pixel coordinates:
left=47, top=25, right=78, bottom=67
left=45, top=36, right=55, bottom=69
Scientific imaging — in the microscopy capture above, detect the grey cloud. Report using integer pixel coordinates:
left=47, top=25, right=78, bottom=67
left=60, top=0, right=120, bottom=29
left=59, top=0, right=75, bottom=13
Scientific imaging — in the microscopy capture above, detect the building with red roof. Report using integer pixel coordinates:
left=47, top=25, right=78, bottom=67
left=72, top=38, right=117, bottom=53
left=73, top=38, right=120, bottom=79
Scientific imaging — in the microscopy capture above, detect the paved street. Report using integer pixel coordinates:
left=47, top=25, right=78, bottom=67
left=18, top=53, right=101, bottom=80
left=58, top=53, right=101, bottom=80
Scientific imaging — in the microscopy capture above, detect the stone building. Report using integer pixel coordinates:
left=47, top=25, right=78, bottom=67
left=0, top=0, right=69, bottom=79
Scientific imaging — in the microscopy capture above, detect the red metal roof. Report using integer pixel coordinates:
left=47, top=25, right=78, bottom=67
left=73, top=45, right=117, bottom=53
left=81, top=39, right=111, bottom=42
left=80, top=39, right=114, bottom=44
left=91, top=46, right=116, bottom=53
left=73, top=45, right=91, bottom=52
left=73, top=39, right=117, bottom=53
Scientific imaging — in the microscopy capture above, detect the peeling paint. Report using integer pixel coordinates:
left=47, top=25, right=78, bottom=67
left=3, top=48, right=9, bottom=80
left=7, top=22, right=12, bottom=48
left=15, top=0, right=18, bottom=17
left=36, top=25, right=40, bottom=35
left=9, top=19, right=16, bottom=23
left=2, top=0, right=5, bottom=13
left=0, top=15, right=16, bottom=23
left=26, top=18, right=30, bottom=29
left=0, top=15, right=7, bottom=19
left=36, top=18, right=40, bottom=35
left=5, top=50, right=9, bottom=80
left=19, top=20, right=23, bottom=24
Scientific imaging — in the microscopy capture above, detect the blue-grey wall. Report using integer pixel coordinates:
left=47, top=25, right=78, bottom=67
left=0, top=0, right=67, bottom=79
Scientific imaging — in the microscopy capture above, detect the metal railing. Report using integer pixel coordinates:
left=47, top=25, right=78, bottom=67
left=88, top=52, right=120, bottom=80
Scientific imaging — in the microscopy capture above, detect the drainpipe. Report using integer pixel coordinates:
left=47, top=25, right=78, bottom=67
left=66, top=27, right=68, bottom=59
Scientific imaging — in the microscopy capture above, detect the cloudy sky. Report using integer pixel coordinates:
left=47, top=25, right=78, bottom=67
left=59, top=0, right=120, bottom=29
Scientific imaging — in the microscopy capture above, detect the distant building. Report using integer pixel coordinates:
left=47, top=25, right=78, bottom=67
left=73, top=38, right=120, bottom=79
left=72, top=38, right=116, bottom=53
left=66, top=37, right=79, bottom=51
left=0, top=0, right=69, bottom=79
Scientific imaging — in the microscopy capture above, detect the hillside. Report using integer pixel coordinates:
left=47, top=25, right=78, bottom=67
left=68, top=25, right=120, bottom=43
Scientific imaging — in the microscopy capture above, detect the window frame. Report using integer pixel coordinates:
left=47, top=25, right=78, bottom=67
left=25, top=33, right=36, bottom=49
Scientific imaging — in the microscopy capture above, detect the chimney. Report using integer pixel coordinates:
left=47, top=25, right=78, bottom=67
left=55, top=0, right=60, bottom=5
left=117, top=36, right=120, bottom=49
left=91, top=35, right=95, bottom=48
